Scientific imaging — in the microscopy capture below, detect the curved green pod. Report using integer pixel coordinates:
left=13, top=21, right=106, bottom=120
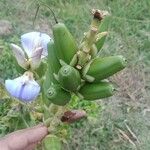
left=90, top=44, right=98, bottom=58
left=95, top=32, right=108, bottom=51
left=43, top=41, right=61, bottom=89
left=79, top=81, right=114, bottom=100
left=43, top=41, right=61, bottom=104
left=42, top=69, right=54, bottom=105
left=47, top=41, right=61, bottom=79
left=53, top=23, right=78, bottom=64
left=99, top=15, right=111, bottom=32
left=58, top=65, right=81, bottom=92
left=83, top=55, right=126, bottom=82
left=96, top=16, right=111, bottom=51
left=46, top=84, right=71, bottom=106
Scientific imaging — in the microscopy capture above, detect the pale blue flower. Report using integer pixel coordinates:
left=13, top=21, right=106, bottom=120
left=5, top=71, right=40, bottom=102
left=11, top=32, right=51, bottom=70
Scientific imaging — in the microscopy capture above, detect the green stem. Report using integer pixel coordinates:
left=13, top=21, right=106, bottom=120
left=43, top=105, right=67, bottom=133
left=19, top=105, right=30, bottom=128
left=20, top=114, right=30, bottom=128
left=43, top=117, right=52, bottom=127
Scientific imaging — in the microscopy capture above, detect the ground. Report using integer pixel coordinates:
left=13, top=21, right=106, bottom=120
left=0, top=0, right=150, bottom=149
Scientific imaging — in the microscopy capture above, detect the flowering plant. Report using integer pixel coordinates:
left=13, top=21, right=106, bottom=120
left=2, top=9, right=126, bottom=149
left=5, top=32, right=51, bottom=102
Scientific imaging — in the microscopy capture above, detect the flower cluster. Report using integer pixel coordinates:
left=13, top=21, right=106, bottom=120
left=5, top=32, right=51, bottom=102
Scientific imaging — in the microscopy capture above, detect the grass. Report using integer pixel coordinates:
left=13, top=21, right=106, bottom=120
left=0, top=0, right=150, bottom=149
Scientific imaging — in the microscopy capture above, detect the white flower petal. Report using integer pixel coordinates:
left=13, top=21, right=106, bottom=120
left=21, top=32, right=51, bottom=58
left=30, top=47, right=43, bottom=70
left=40, top=33, right=52, bottom=58
left=10, top=44, right=28, bottom=69
left=18, top=79, right=40, bottom=102
left=5, top=79, right=21, bottom=98
left=5, top=73, right=40, bottom=102
left=21, top=32, right=37, bottom=57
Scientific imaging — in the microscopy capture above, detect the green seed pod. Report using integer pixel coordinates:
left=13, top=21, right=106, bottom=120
left=43, top=41, right=61, bottom=104
left=47, top=41, right=61, bottom=80
left=90, top=44, right=98, bottom=58
left=53, top=23, right=78, bottom=64
left=42, top=135, right=61, bottom=150
left=95, top=32, right=108, bottom=51
left=43, top=41, right=61, bottom=91
left=46, top=84, right=71, bottom=106
left=83, top=55, right=126, bottom=82
left=42, top=70, right=53, bottom=106
left=96, top=15, right=111, bottom=52
left=79, top=81, right=114, bottom=100
left=58, top=65, right=81, bottom=92
left=99, top=15, right=111, bottom=32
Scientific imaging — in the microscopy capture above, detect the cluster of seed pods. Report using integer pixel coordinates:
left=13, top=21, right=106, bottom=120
left=43, top=9, right=127, bottom=106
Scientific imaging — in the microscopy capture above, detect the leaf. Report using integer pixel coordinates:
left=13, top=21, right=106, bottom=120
left=99, top=15, right=111, bottom=32
left=42, top=135, right=62, bottom=150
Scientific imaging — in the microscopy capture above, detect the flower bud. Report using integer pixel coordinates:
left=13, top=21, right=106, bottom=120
left=61, top=110, right=86, bottom=123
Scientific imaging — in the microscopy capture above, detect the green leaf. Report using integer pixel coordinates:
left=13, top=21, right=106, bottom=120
left=42, top=135, right=62, bottom=150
